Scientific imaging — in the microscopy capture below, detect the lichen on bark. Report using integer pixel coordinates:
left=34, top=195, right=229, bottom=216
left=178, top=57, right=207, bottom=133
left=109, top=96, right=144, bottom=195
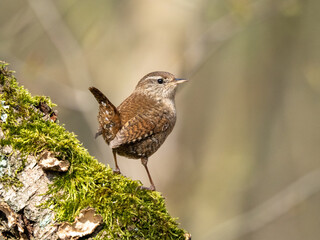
left=0, top=61, right=189, bottom=239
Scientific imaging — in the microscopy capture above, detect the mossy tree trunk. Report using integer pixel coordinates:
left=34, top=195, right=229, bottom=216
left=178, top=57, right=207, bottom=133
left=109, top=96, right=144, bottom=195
left=0, top=61, right=190, bottom=240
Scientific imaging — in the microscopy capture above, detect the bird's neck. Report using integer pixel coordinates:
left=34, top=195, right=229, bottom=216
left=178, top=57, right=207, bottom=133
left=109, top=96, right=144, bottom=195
left=161, top=98, right=176, bottom=114
left=135, top=90, right=177, bottom=114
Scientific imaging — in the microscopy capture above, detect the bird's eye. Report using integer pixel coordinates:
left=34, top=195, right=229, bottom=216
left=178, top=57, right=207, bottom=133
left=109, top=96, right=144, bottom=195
left=157, top=78, right=164, bottom=84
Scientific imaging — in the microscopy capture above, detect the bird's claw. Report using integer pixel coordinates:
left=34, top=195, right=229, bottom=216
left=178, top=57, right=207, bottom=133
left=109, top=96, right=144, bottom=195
left=140, top=185, right=156, bottom=191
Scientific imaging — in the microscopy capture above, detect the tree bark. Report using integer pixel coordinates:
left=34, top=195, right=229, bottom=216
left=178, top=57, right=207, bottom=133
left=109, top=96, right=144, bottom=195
left=0, top=144, right=58, bottom=239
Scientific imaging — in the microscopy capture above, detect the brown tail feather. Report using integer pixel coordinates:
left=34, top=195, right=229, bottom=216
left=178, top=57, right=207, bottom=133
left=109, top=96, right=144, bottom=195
left=89, top=86, right=121, bottom=144
left=89, top=87, right=112, bottom=105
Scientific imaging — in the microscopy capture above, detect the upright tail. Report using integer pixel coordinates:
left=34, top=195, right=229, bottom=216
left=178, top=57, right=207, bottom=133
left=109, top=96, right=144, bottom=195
left=89, top=87, right=112, bottom=105
left=89, top=87, right=121, bottom=144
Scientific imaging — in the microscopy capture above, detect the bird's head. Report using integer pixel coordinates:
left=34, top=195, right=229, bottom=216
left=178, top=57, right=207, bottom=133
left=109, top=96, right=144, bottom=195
left=135, top=71, right=187, bottom=100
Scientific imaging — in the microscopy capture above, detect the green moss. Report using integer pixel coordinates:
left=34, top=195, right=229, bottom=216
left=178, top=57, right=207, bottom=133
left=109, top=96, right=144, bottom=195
left=0, top=174, right=23, bottom=189
left=0, top=61, right=188, bottom=239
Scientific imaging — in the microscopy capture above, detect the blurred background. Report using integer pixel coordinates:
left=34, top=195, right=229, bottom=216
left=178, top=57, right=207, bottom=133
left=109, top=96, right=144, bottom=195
left=1, top=0, right=320, bottom=239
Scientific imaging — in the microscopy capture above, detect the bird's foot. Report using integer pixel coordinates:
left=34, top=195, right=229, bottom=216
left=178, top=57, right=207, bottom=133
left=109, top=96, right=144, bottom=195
left=113, top=168, right=121, bottom=174
left=140, top=185, right=156, bottom=191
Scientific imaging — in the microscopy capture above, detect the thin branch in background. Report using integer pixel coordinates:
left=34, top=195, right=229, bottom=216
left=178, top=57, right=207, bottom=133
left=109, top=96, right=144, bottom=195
left=27, top=0, right=93, bottom=112
left=183, top=0, right=276, bottom=78
left=201, top=169, right=320, bottom=240
left=164, top=0, right=198, bottom=10
left=26, top=0, right=108, bottom=160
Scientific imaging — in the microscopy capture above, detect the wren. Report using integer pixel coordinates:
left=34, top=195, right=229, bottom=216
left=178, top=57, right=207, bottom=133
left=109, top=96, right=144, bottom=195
left=89, top=71, right=187, bottom=190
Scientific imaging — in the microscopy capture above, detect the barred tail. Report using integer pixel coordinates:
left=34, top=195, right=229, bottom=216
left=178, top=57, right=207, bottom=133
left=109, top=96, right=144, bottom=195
left=89, top=87, right=111, bottom=105
left=89, top=86, right=121, bottom=144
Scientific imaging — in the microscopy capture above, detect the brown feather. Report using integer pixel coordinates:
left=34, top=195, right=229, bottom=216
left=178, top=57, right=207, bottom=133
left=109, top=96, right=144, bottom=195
left=89, top=87, right=121, bottom=144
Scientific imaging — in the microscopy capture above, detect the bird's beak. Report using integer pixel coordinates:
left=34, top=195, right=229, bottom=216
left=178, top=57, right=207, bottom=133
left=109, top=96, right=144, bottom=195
left=174, top=78, right=188, bottom=84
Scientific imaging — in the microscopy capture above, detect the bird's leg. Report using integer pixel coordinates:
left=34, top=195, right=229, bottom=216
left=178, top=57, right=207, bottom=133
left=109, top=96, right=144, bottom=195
left=141, top=157, right=156, bottom=191
left=112, top=149, right=121, bottom=174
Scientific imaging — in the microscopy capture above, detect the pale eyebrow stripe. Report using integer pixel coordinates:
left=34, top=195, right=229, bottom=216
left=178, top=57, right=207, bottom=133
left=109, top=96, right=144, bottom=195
left=145, top=76, right=163, bottom=80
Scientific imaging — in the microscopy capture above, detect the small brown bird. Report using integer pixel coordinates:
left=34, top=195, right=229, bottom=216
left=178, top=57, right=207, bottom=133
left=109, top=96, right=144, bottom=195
left=89, top=71, right=187, bottom=190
